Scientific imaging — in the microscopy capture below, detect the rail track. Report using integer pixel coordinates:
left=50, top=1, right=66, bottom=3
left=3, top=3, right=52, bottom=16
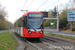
left=26, top=35, right=75, bottom=50
left=14, top=32, right=75, bottom=50
left=40, top=35, right=75, bottom=50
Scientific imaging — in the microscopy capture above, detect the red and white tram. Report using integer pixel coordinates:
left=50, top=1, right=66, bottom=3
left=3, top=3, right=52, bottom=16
left=14, top=11, right=44, bottom=39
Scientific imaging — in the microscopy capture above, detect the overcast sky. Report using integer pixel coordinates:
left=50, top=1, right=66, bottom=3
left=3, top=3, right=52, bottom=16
left=0, top=0, right=70, bottom=23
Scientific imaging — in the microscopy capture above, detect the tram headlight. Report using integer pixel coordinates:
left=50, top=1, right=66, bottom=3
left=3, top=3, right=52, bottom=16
left=28, top=30, right=31, bottom=34
left=41, top=30, right=43, bottom=33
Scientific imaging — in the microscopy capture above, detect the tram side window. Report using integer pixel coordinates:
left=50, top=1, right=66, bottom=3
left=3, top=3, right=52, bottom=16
left=18, top=18, right=23, bottom=27
left=23, top=17, right=27, bottom=28
left=20, top=18, right=23, bottom=27
left=14, top=22, right=16, bottom=27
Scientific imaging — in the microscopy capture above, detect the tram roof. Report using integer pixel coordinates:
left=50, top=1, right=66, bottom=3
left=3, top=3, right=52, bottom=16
left=23, top=11, right=43, bottom=17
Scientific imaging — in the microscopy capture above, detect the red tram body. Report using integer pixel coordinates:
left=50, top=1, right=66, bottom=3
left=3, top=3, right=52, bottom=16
left=14, top=11, right=44, bottom=39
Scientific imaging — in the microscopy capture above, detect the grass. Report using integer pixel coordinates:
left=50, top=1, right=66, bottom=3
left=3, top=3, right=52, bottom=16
left=0, top=31, right=19, bottom=50
left=44, top=33, right=75, bottom=40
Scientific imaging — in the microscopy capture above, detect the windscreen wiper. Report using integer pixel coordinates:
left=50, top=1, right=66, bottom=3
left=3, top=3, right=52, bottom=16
left=28, top=23, right=36, bottom=31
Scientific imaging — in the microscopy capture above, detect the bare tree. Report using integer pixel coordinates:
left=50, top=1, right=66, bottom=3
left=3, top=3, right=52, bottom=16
left=0, top=4, right=8, bottom=20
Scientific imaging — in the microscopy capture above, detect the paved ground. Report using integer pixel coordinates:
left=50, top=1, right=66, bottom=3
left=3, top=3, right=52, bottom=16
left=11, top=31, right=26, bottom=50
left=11, top=30, right=37, bottom=50
left=0, top=30, right=9, bottom=34
left=44, top=29, right=75, bottom=37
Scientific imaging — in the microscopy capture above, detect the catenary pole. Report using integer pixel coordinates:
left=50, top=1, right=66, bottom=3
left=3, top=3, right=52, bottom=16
left=57, top=5, right=59, bottom=31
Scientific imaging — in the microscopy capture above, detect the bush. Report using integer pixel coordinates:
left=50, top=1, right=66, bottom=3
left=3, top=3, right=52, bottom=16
left=59, top=16, right=68, bottom=29
left=72, top=27, right=75, bottom=31
left=63, top=26, right=70, bottom=30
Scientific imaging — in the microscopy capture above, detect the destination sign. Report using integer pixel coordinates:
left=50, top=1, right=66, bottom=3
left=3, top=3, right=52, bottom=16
left=41, top=12, right=48, bottom=18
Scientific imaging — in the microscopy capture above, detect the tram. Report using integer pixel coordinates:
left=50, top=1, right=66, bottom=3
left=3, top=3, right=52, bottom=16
left=14, top=11, right=44, bottom=39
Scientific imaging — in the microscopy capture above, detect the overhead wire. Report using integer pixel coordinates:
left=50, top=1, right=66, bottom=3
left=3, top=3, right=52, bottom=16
left=43, top=0, right=60, bottom=10
left=26, top=0, right=34, bottom=9
left=37, top=0, right=48, bottom=10
left=22, top=0, right=27, bottom=10
left=16, top=0, right=27, bottom=26
left=17, top=0, right=27, bottom=18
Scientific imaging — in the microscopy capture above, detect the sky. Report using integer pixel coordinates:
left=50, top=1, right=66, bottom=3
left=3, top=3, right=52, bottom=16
left=0, top=0, right=70, bottom=23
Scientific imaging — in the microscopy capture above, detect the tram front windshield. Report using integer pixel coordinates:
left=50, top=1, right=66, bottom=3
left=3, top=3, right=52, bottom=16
left=28, top=14, right=43, bottom=29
